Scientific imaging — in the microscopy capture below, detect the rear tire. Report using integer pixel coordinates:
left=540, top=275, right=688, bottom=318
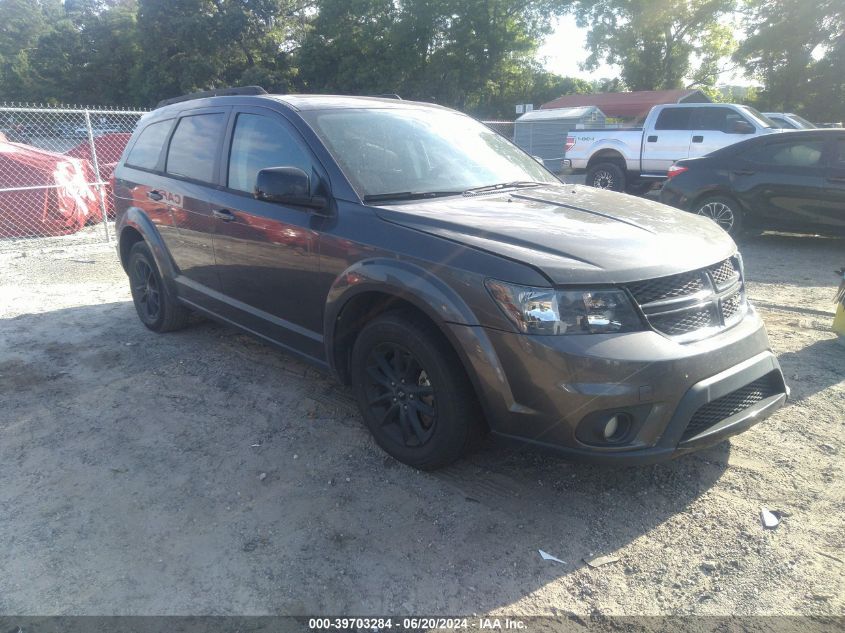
left=128, top=241, right=190, bottom=333
left=350, top=311, right=482, bottom=470
left=693, top=195, right=743, bottom=238
left=586, top=161, right=626, bottom=192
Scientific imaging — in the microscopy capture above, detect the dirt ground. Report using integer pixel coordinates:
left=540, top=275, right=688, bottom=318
left=0, top=230, right=842, bottom=618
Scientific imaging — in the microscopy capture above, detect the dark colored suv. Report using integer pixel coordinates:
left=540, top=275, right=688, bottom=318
left=113, top=87, right=787, bottom=469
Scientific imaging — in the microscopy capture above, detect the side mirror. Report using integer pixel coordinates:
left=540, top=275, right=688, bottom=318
left=254, top=166, right=327, bottom=210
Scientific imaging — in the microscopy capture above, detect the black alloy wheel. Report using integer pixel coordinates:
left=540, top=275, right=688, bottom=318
left=131, top=257, right=161, bottom=323
left=363, top=342, right=438, bottom=448
left=127, top=241, right=190, bottom=332
left=350, top=311, right=483, bottom=469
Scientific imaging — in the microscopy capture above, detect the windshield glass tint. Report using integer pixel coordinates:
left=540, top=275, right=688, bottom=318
left=790, top=114, right=816, bottom=128
left=303, top=108, right=557, bottom=198
left=739, top=106, right=776, bottom=128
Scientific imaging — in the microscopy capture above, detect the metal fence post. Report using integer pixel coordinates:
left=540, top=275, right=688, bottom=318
left=84, top=109, right=111, bottom=243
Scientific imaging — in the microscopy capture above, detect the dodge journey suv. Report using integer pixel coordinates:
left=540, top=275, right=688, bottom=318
left=113, top=86, right=787, bottom=469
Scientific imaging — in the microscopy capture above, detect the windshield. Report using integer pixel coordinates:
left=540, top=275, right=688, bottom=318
left=789, top=114, right=816, bottom=129
left=302, top=107, right=558, bottom=199
left=739, top=106, right=777, bottom=129
left=766, top=115, right=792, bottom=128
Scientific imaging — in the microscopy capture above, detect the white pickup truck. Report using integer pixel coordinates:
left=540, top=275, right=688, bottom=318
left=563, top=103, right=781, bottom=193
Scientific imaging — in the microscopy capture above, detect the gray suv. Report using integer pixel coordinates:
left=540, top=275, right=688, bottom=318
left=112, top=87, right=787, bottom=469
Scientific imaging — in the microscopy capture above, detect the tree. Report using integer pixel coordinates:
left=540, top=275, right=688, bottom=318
left=133, top=0, right=306, bottom=105
left=570, top=0, right=736, bottom=91
left=736, top=0, right=844, bottom=122
left=0, top=0, right=586, bottom=115
left=0, top=0, right=57, bottom=101
left=298, top=0, right=574, bottom=115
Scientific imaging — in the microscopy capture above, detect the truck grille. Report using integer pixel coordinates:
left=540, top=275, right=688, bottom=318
left=625, top=257, right=746, bottom=342
left=681, top=372, right=783, bottom=441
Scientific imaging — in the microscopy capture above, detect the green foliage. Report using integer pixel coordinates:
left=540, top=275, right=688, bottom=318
left=298, top=0, right=573, bottom=117
left=736, top=0, right=844, bottom=122
left=133, top=0, right=303, bottom=104
left=0, top=0, right=582, bottom=113
left=571, top=0, right=736, bottom=91
left=1, top=0, right=837, bottom=124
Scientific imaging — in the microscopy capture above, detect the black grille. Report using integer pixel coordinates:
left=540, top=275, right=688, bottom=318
left=709, top=259, right=739, bottom=287
left=648, top=306, right=715, bottom=336
left=626, top=258, right=745, bottom=339
left=627, top=271, right=705, bottom=305
left=681, top=373, right=782, bottom=441
left=722, top=292, right=743, bottom=321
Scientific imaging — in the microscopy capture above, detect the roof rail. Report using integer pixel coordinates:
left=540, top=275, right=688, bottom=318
left=155, top=86, right=268, bottom=109
left=374, top=93, right=402, bottom=100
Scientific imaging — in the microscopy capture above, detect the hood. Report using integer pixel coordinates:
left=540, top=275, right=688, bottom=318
left=375, top=184, right=736, bottom=285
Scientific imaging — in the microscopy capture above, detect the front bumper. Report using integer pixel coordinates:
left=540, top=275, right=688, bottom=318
left=448, top=307, right=787, bottom=465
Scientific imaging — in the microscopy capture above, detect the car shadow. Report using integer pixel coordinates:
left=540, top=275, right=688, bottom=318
left=0, top=301, right=730, bottom=615
left=775, top=337, right=843, bottom=402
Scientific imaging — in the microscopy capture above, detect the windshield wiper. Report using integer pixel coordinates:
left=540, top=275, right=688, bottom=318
left=462, top=181, right=543, bottom=195
left=363, top=190, right=462, bottom=203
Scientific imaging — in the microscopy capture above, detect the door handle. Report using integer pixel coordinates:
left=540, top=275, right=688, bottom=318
left=212, top=208, right=236, bottom=222
left=647, top=135, right=658, bottom=142
left=827, top=176, right=845, bottom=183
left=147, top=190, right=163, bottom=201
left=692, top=135, right=704, bottom=143
left=732, top=169, right=756, bottom=176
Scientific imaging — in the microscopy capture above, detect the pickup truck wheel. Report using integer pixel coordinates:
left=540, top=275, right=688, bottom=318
left=586, top=162, right=626, bottom=192
left=128, top=241, right=190, bottom=333
left=350, top=312, right=481, bottom=470
left=694, top=196, right=743, bottom=237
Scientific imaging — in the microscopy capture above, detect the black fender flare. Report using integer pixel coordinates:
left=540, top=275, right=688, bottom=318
left=322, top=258, right=516, bottom=426
left=324, top=258, right=480, bottom=344
left=118, top=207, right=180, bottom=301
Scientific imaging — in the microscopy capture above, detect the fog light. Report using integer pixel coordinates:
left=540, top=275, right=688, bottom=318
left=575, top=409, right=642, bottom=446
left=603, top=415, right=620, bottom=439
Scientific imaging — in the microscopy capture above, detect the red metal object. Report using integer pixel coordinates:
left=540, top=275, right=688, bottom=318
left=65, top=133, right=132, bottom=219
left=65, top=133, right=132, bottom=181
left=0, top=140, right=101, bottom=237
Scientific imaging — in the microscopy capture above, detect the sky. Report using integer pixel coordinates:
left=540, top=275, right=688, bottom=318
left=537, top=14, right=757, bottom=87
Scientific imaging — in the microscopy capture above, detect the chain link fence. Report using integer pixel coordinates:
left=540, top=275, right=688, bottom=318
left=0, top=105, right=148, bottom=251
left=482, top=120, right=515, bottom=141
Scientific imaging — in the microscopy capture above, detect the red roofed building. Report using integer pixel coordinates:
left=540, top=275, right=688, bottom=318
left=540, top=89, right=710, bottom=122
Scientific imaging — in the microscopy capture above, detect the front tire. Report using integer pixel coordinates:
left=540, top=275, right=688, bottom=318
left=128, top=241, right=190, bottom=332
left=586, top=161, right=626, bottom=192
left=350, top=311, right=482, bottom=470
left=694, top=195, right=743, bottom=237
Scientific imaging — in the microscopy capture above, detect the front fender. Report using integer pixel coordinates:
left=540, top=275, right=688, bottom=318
left=323, top=258, right=518, bottom=427
left=323, top=258, right=481, bottom=342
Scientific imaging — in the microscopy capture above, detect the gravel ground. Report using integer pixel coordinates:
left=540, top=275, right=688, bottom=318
left=0, top=231, right=842, bottom=618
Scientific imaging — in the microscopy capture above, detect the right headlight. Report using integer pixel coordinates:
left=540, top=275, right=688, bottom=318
left=485, top=279, right=644, bottom=335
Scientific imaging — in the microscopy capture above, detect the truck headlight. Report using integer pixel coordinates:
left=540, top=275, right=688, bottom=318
left=485, top=280, right=644, bottom=335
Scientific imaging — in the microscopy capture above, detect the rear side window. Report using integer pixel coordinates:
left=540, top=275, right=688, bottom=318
left=125, top=120, right=171, bottom=170
left=693, top=107, right=752, bottom=133
left=654, top=108, right=692, bottom=131
left=166, top=113, right=226, bottom=183
left=745, top=140, right=826, bottom=167
left=227, top=113, right=312, bottom=193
